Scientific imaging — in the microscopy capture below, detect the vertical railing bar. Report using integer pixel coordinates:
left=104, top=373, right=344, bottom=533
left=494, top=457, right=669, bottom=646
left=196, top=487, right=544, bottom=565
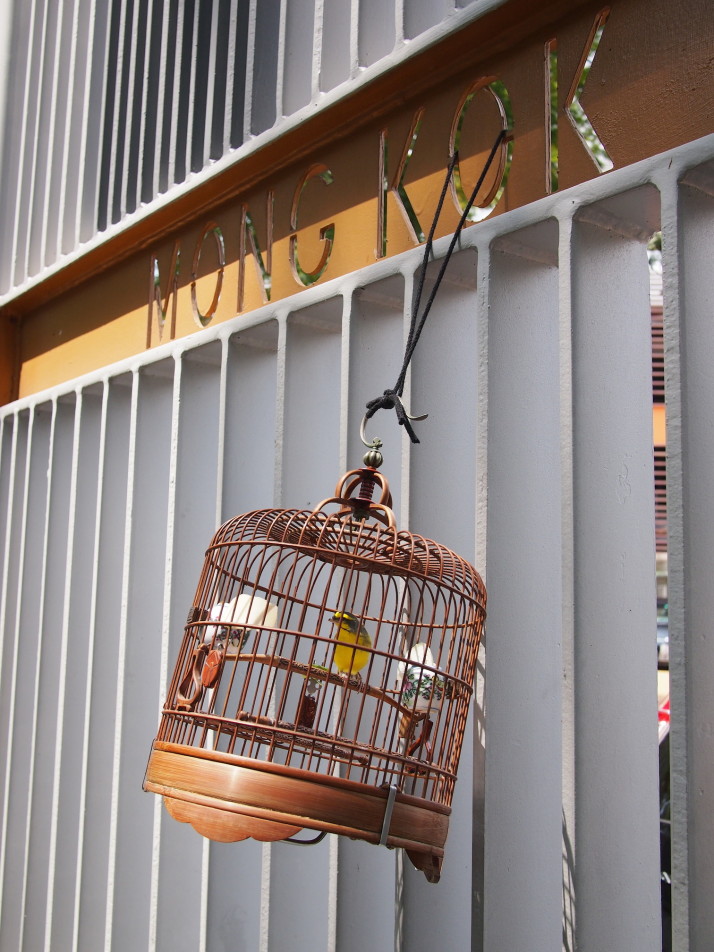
left=85, top=0, right=114, bottom=238
left=183, top=0, right=200, bottom=176
left=259, top=842, right=272, bottom=952
left=17, top=400, right=58, bottom=952
left=53, top=0, right=82, bottom=260
left=148, top=355, right=182, bottom=951
left=399, top=268, right=416, bottom=528
left=658, top=172, right=689, bottom=951
left=570, top=197, right=660, bottom=949
left=202, top=4, right=220, bottom=167
left=222, top=0, right=239, bottom=155
left=348, top=0, right=359, bottom=78
left=275, top=0, right=287, bottom=121
left=256, top=314, right=288, bottom=952
left=166, top=0, right=186, bottom=189
left=0, top=413, right=19, bottom=698
left=43, top=392, right=82, bottom=952
left=394, top=850, right=405, bottom=952
left=103, top=372, right=139, bottom=952
left=136, top=0, right=157, bottom=209
left=198, top=833, right=209, bottom=952
left=471, top=239, right=491, bottom=952
left=0, top=0, right=13, bottom=193
left=216, top=337, right=229, bottom=527
left=311, top=0, right=324, bottom=101
left=324, top=291, right=353, bottom=952
left=37, top=0, right=67, bottom=269
left=197, top=341, right=230, bottom=952
left=118, top=0, right=143, bottom=220
left=474, top=242, right=490, bottom=572
left=338, top=290, right=352, bottom=474
left=272, top=313, right=288, bottom=508
left=104, top=0, right=130, bottom=229
left=394, top=0, right=405, bottom=47
left=0, top=411, right=23, bottom=930
left=73, top=0, right=100, bottom=247
left=2, top=0, right=37, bottom=289
left=71, top=380, right=109, bottom=952
left=327, top=833, right=338, bottom=952
left=558, top=213, right=577, bottom=952
left=151, top=3, right=171, bottom=198
left=242, top=0, right=257, bottom=142
left=15, top=0, right=50, bottom=285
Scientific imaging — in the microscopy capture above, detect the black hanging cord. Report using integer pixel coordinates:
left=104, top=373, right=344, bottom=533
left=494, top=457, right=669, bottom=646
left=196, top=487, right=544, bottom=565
left=364, top=128, right=507, bottom=443
left=283, top=829, right=328, bottom=846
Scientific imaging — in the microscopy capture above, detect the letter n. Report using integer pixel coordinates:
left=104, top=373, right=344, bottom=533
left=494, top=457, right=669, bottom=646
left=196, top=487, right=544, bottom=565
left=238, top=192, right=273, bottom=313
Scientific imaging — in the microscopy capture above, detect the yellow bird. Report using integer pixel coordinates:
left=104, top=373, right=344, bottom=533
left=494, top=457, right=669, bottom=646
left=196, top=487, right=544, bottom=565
left=331, top=610, right=372, bottom=677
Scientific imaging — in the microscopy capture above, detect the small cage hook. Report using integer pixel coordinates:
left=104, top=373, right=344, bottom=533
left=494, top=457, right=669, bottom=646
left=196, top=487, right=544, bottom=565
left=359, top=406, right=427, bottom=468
left=359, top=414, right=383, bottom=454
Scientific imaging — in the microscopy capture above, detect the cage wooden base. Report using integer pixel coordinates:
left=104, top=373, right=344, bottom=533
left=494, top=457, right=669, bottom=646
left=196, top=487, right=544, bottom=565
left=145, top=740, right=448, bottom=882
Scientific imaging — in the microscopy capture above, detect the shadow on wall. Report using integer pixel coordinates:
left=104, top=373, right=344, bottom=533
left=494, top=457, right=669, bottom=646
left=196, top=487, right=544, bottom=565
left=562, top=812, right=575, bottom=951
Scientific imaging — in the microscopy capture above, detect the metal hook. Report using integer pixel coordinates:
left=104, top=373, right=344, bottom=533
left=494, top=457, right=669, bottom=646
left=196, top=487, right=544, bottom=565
left=360, top=415, right=383, bottom=451
left=360, top=407, right=428, bottom=450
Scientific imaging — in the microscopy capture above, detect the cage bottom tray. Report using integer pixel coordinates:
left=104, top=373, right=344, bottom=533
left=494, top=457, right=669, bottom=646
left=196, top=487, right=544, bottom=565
left=145, top=740, right=449, bottom=882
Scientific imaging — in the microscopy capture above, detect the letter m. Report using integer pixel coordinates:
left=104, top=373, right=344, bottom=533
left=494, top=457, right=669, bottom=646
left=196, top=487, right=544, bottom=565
left=147, top=241, right=181, bottom=347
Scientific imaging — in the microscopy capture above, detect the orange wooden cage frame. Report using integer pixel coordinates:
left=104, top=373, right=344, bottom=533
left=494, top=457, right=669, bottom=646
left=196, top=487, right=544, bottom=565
left=144, top=466, right=486, bottom=883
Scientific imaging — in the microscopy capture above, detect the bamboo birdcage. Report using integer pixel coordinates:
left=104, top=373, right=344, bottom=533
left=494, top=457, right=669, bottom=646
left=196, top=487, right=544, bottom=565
left=144, top=463, right=486, bottom=883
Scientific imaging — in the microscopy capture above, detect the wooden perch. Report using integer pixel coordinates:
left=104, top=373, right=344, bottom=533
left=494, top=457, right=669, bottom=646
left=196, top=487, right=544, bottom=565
left=227, top=652, right=429, bottom=723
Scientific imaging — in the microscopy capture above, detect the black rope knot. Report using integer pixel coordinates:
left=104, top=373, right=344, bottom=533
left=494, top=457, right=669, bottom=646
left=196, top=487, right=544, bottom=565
left=365, top=390, right=396, bottom=413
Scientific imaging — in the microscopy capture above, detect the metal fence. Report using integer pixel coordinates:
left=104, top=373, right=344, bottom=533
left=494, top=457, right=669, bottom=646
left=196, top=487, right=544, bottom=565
left=1, top=132, right=713, bottom=950
left=0, top=0, right=481, bottom=302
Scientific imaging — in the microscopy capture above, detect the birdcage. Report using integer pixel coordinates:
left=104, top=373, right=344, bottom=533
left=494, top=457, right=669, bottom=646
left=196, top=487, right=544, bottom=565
left=144, top=463, right=486, bottom=883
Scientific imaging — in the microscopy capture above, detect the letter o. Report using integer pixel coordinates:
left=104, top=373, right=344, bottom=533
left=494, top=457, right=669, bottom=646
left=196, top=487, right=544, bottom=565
left=191, top=223, right=226, bottom=328
left=449, top=79, right=514, bottom=223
